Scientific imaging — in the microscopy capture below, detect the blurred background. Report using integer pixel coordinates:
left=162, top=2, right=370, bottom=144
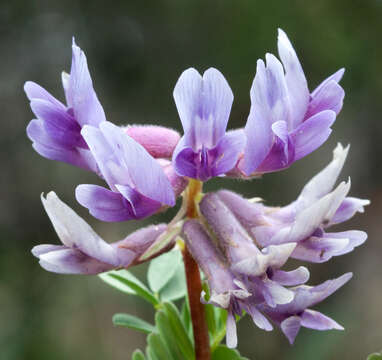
left=1, top=0, right=381, bottom=359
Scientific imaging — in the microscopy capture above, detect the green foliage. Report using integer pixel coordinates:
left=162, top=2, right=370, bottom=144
left=100, top=256, right=248, bottom=359
left=212, top=345, right=250, bottom=360
left=99, top=269, right=158, bottom=306
left=147, top=250, right=182, bottom=292
left=132, top=350, right=146, bottom=360
left=147, top=249, right=187, bottom=301
left=112, top=313, right=156, bottom=334
left=367, top=353, right=382, bottom=360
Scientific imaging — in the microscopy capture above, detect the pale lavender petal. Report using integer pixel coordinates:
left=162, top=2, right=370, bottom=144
left=27, top=119, right=94, bottom=171
left=271, top=267, right=310, bottom=286
left=80, top=125, right=124, bottom=189
left=76, top=184, right=136, bottom=222
left=330, top=197, right=370, bottom=224
left=243, top=55, right=291, bottom=175
left=262, top=279, right=294, bottom=307
left=67, top=40, right=106, bottom=127
left=173, top=68, right=203, bottom=133
left=99, top=121, right=175, bottom=206
left=39, top=248, right=113, bottom=274
left=32, top=244, right=66, bottom=257
left=296, top=143, right=349, bottom=210
left=280, top=316, right=301, bottom=344
left=115, top=184, right=161, bottom=218
left=30, top=99, right=85, bottom=148
left=226, top=310, right=238, bottom=349
left=247, top=305, right=273, bottom=331
left=290, top=110, right=336, bottom=161
left=173, top=68, right=233, bottom=149
left=172, top=136, right=198, bottom=178
left=306, top=80, right=344, bottom=118
left=289, top=273, right=352, bottom=311
left=322, top=230, right=367, bottom=256
left=300, top=309, right=343, bottom=330
left=311, top=68, right=345, bottom=98
left=41, top=192, right=121, bottom=265
left=277, top=29, right=309, bottom=128
left=271, top=120, right=289, bottom=160
left=210, top=129, right=246, bottom=176
left=24, top=81, right=66, bottom=110
left=231, top=243, right=296, bottom=277
left=292, top=236, right=349, bottom=263
left=271, top=181, right=350, bottom=244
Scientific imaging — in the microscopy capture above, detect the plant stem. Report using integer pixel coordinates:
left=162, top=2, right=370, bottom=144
left=183, top=179, right=210, bottom=360
left=183, top=246, right=211, bottom=360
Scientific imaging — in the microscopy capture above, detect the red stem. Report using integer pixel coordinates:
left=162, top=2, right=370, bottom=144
left=183, top=246, right=211, bottom=360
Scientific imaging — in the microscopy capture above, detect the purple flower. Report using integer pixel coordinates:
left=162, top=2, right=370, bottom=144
left=76, top=121, right=176, bottom=222
left=259, top=273, right=352, bottom=344
left=199, top=192, right=309, bottom=308
left=32, top=192, right=174, bottom=274
left=172, top=68, right=246, bottom=181
left=182, top=219, right=272, bottom=349
left=25, top=39, right=105, bottom=172
left=251, top=144, right=369, bottom=262
left=239, top=29, right=345, bottom=176
left=220, top=144, right=369, bottom=263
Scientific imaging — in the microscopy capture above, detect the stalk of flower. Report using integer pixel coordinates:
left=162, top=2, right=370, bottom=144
left=25, top=39, right=105, bottom=172
left=230, top=29, right=345, bottom=178
left=32, top=192, right=176, bottom=274
left=172, top=67, right=246, bottom=181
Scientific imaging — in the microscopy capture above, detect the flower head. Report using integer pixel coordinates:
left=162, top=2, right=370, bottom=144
left=33, top=192, right=174, bottom=274
left=172, top=68, right=245, bottom=181
left=239, top=29, right=345, bottom=176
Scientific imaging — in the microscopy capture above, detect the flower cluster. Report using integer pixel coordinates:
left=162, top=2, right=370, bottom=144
left=26, top=30, right=368, bottom=347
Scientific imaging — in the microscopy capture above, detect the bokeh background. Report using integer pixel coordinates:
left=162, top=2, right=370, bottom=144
left=1, top=0, right=381, bottom=359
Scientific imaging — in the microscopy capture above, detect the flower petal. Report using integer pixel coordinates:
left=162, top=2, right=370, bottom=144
left=38, top=247, right=114, bottom=274
left=290, top=110, right=336, bottom=161
left=280, top=316, right=302, bottom=344
left=76, top=184, right=135, bottom=222
left=67, top=39, right=106, bottom=127
left=301, top=309, right=343, bottom=331
left=41, top=191, right=121, bottom=265
left=277, top=29, right=309, bottom=128
left=306, top=80, right=344, bottom=118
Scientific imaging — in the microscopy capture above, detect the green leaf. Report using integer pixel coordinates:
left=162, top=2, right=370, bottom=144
left=181, top=299, right=192, bottom=338
left=155, top=310, right=179, bottom=360
left=212, top=345, right=249, bottom=360
left=205, top=303, right=217, bottom=337
left=368, top=353, right=382, bottom=360
left=99, top=270, right=158, bottom=306
left=162, top=302, right=194, bottom=359
left=159, top=263, right=187, bottom=301
left=112, top=313, right=156, bottom=334
left=147, top=333, right=172, bottom=360
left=131, top=349, right=146, bottom=360
left=147, top=250, right=182, bottom=293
